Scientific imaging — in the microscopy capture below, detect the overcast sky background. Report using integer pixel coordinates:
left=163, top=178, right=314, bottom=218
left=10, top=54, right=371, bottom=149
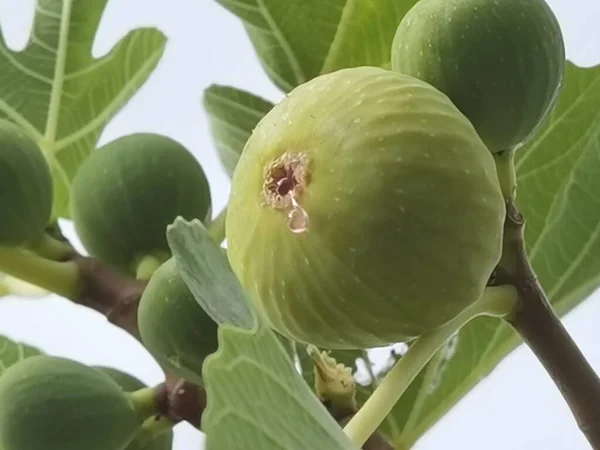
left=0, top=0, right=599, bottom=449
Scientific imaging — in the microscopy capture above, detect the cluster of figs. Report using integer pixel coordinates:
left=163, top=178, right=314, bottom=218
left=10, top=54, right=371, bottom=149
left=0, top=0, right=565, bottom=448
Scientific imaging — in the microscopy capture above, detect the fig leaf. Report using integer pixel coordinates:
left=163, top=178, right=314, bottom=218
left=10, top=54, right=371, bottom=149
left=213, top=0, right=417, bottom=91
left=0, top=335, right=42, bottom=375
left=0, top=0, right=166, bottom=217
left=166, top=217, right=255, bottom=330
left=203, top=85, right=274, bottom=177
left=167, top=218, right=358, bottom=450
left=349, top=62, right=600, bottom=449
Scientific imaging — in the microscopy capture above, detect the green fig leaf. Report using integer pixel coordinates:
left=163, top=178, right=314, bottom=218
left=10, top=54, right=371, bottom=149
left=359, top=62, right=600, bottom=448
left=166, top=218, right=255, bottom=330
left=214, top=0, right=417, bottom=91
left=166, top=218, right=359, bottom=450
left=0, top=336, right=42, bottom=374
left=0, top=0, right=166, bottom=217
left=203, top=324, right=360, bottom=450
left=203, top=85, right=274, bottom=177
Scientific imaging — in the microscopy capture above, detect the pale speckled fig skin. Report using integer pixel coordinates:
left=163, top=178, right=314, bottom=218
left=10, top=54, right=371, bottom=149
left=0, top=119, right=52, bottom=246
left=138, top=257, right=219, bottom=386
left=226, top=66, right=505, bottom=350
left=0, top=355, right=143, bottom=450
left=391, top=0, right=565, bottom=153
left=70, top=133, right=212, bottom=274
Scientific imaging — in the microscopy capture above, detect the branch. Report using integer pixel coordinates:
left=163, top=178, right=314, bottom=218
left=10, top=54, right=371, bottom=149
left=502, top=200, right=600, bottom=449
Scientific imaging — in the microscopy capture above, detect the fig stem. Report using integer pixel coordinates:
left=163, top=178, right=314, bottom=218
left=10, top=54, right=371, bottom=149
left=207, top=206, right=227, bottom=244
left=0, top=247, right=80, bottom=299
left=135, top=254, right=165, bottom=280
left=493, top=149, right=517, bottom=201
left=128, top=387, right=162, bottom=421
left=343, top=285, right=519, bottom=448
left=501, top=200, right=600, bottom=449
left=136, top=415, right=173, bottom=445
left=28, top=233, right=75, bottom=261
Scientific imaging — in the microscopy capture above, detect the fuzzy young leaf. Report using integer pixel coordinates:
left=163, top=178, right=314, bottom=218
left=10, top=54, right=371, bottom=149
left=203, top=85, right=274, bottom=177
left=167, top=218, right=358, bottom=450
left=365, top=62, right=600, bottom=449
left=0, top=0, right=166, bottom=217
left=0, top=335, right=42, bottom=375
left=214, top=0, right=417, bottom=91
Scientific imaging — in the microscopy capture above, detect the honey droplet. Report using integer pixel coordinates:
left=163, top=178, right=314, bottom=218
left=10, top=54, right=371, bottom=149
left=287, top=195, right=309, bottom=234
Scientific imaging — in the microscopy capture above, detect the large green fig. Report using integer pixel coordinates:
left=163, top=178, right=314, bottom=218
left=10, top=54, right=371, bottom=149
left=70, top=133, right=212, bottom=274
left=0, top=119, right=52, bottom=245
left=97, top=367, right=173, bottom=450
left=138, top=257, right=219, bottom=386
left=391, top=0, right=565, bottom=153
left=0, top=355, right=145, bottom=450
left=226, top=66, right=505, bottom=350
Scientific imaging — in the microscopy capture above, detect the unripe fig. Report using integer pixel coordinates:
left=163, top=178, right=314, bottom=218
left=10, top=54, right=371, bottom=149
left=138, top=257, right=219, bottom=386
left=97, top=367, right=173, bottom=450
left=70, top=133, right=212, bottom=274
left=391, top=0, right=565, bottom=153
left=0, top=119, right=52, bottom=245
left=0, top=355, right=145, bottom=450
left=226, top=66, right=505, bottom=349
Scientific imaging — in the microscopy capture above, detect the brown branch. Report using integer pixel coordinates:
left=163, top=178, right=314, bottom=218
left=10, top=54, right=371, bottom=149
left=502, top=200, right=600, bottom=449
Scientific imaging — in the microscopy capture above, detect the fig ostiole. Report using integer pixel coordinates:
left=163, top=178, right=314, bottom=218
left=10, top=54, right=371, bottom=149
left=70, top=133, right=212, bottom=275
left=391, top=0, right=566, bottom=153
left=0, top=119, right=53, bottom=246
left=226, top=66, right=505, bottom=350
left=0, top=355, right=154, bottom=450
left=138, top=257, right=219, bottom=386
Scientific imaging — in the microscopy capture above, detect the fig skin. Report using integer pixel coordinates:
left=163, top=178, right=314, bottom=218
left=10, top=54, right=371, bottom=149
left=97, top=367, right=173, bottom=450
left=226, top=66, right=505, bottom=350
left=138, top=257, right=219, bottom=386
left=391, top=0, right=565, bottom=153
left=70, top=133, right=212, bottom=274
left=0, top=355, right=144, bottom=450
left=0, top=119, right=52, bottom=246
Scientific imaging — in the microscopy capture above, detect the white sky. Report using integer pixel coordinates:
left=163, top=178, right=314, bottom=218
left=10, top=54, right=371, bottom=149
left=0, top=0, right=599, bottom=449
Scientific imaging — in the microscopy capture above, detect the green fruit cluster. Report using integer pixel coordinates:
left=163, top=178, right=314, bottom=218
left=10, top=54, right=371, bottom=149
left=0, top=356, right=150, bottom=450
left=138, top=257, right=219, bottom=386
left=70, top=133, right=212, bottom=274
left=226, top=66, right=505, bottom=350
left=391, top=0, right=565, bottom=153
left=0, top=119, right=52, bottom=246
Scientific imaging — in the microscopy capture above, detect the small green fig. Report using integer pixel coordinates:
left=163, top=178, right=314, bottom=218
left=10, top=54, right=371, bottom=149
left=0, top=355, right=145, bottom=450
left=138, top=257, right=219, bottom=386
left=391, top=0, right=565, bottom=153
left=97, top=367, right=173, bottom=450
left=70, top=133, right=212, bottom=274
left=226, top=66, right=505, bottom=349
left=0, top=119, right=52, bottom=245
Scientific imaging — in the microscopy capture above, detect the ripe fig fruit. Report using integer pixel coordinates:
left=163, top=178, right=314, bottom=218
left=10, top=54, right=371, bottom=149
left=0, top=119, right=52, bottom=246
left=97, top=367, right=173, bottom=450
left=391, top=0, right=565, bottom=153
left=70, top=133, right=212, bottom=274
left=0, top=355, right=145, bottom=450
left=226, top=66, right=505, bottom=349
left=138, top=257, right=219, bottom=386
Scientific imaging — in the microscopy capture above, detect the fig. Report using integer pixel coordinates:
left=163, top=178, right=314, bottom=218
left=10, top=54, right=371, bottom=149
left=70, top=133, right=212, bottom=274
left=226, top=66, right=505, bottom=349
left=97, top=367, right=173, bottom=450
left=391, top=0, right=565, bottom=153
left=0, top=355, right=146, bottom=450
left=138, top=257, right=219, bottom=386
left=0, top=119, right=52, bottom=246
